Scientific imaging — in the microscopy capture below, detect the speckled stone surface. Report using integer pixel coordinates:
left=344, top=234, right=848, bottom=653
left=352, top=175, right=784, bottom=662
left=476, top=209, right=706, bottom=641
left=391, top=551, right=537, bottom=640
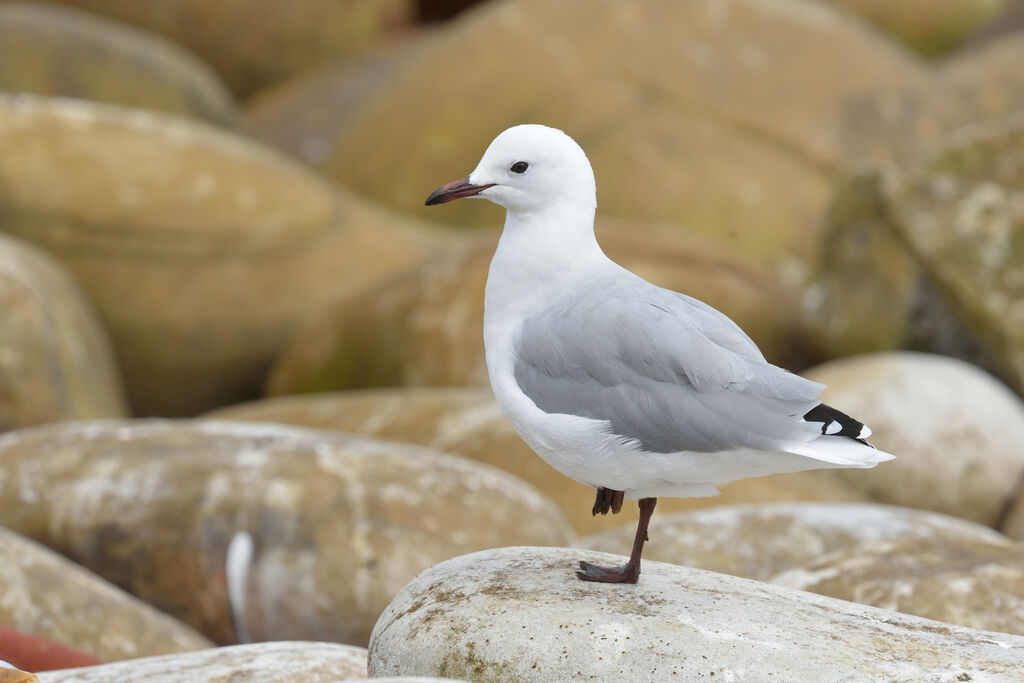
left=0, top=419, right=573, bottom=646
left=772, top=534, right=1024, bottom=635
left=369, top=546, right=1024, bottom=681
left=0, top=526, right=211, bottom=661
left=811, top=113, right=1024, bottom=396
left=580, top=502, right=1005, bottom=581
left=37, top=642, right=368, bottom=683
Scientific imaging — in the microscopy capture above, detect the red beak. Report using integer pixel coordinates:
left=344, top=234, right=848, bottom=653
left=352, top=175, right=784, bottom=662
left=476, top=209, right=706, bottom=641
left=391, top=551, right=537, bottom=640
left=425, top=177, right=496, bottom=206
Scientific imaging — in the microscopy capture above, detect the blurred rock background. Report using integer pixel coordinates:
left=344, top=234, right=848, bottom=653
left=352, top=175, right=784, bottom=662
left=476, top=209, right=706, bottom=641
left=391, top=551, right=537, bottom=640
left=1, top=0, right=1024, bottom=679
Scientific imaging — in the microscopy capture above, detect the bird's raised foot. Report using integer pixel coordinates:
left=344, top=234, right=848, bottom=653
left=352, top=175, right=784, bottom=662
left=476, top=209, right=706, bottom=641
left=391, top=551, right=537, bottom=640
left=591, top=487, right=625, bottom=516
left=576, top=559, right=640, bottom=584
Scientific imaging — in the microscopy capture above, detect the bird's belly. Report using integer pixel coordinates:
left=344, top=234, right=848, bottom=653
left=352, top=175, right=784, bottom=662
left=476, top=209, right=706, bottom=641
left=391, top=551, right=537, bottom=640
left=493, top=380, right=718, bottom=497
left=494, top=380, right=830, bottom=500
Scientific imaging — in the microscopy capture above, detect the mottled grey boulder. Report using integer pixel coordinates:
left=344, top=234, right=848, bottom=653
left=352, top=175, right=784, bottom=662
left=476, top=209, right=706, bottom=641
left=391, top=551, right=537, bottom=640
left=37, top=642, right=368, bottom=682
left=812, top=113, right=1024, bottom=395
left=369, top=546, right=1024, bottom=681
left=0, top=420, right=573, bottom=646
left=580, top=502, right=1003, bottom=581
left=773, top=535, right=1024, bottom=635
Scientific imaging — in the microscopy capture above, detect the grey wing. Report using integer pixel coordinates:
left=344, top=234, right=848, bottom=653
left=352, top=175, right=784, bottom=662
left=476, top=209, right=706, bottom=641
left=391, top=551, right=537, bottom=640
left=513, top=288, right=823, bottom=454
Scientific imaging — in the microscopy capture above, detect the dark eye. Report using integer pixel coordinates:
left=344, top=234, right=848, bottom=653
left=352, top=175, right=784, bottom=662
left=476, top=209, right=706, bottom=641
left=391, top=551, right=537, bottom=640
left=510, top=161, right=529, bottom=174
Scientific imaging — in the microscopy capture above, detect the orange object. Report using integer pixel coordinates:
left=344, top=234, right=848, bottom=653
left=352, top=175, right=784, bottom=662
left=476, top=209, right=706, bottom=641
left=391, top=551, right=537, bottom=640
left=0, top=627, right=103, bottom=672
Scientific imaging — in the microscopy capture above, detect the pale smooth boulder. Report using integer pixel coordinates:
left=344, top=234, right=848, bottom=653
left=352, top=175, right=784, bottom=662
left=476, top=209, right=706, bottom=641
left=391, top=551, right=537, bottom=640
left=0, top=94, right=439, bottom=415
left=0, top=420, right=572, bottom=646
left=37, top=642, right=368, bottom=683
left=369, top=546, right=1024, bottom=681
left=0, top=527, right=211, bottom=661
left=580, top=503, right=1004, bottom=581
left=773, top=535, right=1024, bottom=635
left=0, top=233, right=127, bottom=431
left=804, top=352, right=1024, bottom=527
left=0, top=2, right=234, bottom=124
left=210, top=387, right=868, bottom=536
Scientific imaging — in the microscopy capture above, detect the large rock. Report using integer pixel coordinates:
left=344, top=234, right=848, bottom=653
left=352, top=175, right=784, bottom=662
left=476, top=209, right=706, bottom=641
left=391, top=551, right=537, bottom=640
left=1005, top=490, right=1024, bottom=541
left=812, top=113, right=1024, bottom=391
left=0, top=233, right=127, bottom=431
left=44, top=0, right=414, bottom=97
left=0, top=94, right=441, bottom=415
left=939, top=33, right=1024, bottom=131
left=0, top=420, right=572, bottom=646
left=36, top=642, right=368, bottom=683
left=210, top=387, right=869, bottom=536
left=824, top=0, right=1014, bottom=56
left=897, top=114, right=1024, bottom=393
left=369, top=546, right=1024, bottom=680
left=243, top=34, right=431, bottom=168
left=804, top=352, right=1024, bottom=527
left=0, top=2, right=234, bottom=125
left=837, top=29, right=1024, bottom=171
left=0, top=526, right=212, bottom=661
left=318, top=0, right=932, bottom=272
left=802, top=164, right=973, bottom=362
left=267, top=226, right=808, bottom=397
left=580, top=502, right=1004, bottom=582
left=773, top=535, right=1024, bottom=635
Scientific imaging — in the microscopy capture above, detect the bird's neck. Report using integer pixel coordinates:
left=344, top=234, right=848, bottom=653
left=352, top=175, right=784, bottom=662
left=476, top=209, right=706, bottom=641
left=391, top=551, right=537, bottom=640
left=485, top=203, right=606, bottom=322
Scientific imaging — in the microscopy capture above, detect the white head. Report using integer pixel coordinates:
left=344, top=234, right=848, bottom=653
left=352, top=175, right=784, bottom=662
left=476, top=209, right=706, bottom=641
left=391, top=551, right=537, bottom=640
left=425, top=124, right=596, bottom=215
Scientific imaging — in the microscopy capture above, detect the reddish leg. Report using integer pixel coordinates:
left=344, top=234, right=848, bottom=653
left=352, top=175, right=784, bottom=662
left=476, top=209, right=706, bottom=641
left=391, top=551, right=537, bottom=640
left=577, top=497, right=657, bottom=584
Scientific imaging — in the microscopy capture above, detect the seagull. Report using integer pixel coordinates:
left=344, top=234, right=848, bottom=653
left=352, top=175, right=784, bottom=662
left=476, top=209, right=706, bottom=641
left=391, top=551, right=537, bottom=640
left=425, top=124, right=894, bottom=584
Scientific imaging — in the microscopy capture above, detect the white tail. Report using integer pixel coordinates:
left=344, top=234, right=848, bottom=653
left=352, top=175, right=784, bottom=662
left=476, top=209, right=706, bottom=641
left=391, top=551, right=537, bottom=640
left=785, top=436, right=896, bottom=468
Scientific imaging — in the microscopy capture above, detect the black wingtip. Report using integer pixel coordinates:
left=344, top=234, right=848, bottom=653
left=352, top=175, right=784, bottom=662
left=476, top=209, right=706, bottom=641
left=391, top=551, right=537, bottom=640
left=803, top=403, right=871, bottom=444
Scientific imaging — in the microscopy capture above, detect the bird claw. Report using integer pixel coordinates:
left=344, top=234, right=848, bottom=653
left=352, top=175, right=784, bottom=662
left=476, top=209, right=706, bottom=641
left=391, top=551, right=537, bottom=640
left=576, top=560, right=639, bottom=584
